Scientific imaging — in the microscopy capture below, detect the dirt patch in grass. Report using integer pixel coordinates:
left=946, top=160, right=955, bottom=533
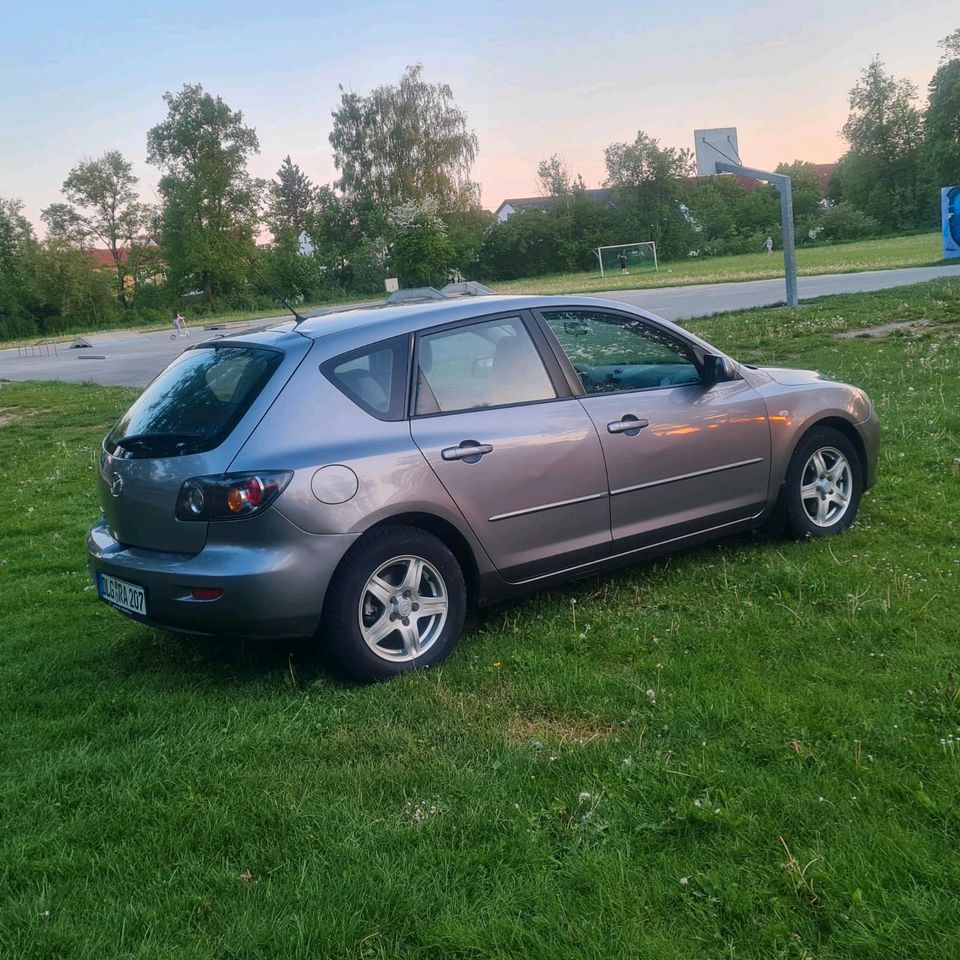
left=506, top=714, right=625, bottom=746
left=0, top=406, right=40, bottom=427
left=835, top=319, right=931, bottom=339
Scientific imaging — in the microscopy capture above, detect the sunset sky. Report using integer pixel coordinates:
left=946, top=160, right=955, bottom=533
left=2, top=0, right=955, bottom=230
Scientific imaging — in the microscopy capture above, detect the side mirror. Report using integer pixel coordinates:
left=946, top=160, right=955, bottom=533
left=703, top=354, right=737, bottom=383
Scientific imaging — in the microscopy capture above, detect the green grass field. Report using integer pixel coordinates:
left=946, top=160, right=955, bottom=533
left=492, top=231, right=944, bottom=296
left=2, top=279, right=959, bottom=958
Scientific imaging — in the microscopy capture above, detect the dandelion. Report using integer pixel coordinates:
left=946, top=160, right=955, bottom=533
left=578, top=791, right=591, bottom=803
left=679, top=876, right=689, bottom=886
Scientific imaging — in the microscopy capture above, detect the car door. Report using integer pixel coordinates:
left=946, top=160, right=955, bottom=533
left=409, top=312, right=611, bottom=582
left=535, top=307, right=771, bottom=552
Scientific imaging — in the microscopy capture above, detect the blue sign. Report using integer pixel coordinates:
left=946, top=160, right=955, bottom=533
left=944, top=186, right=960, bottom=259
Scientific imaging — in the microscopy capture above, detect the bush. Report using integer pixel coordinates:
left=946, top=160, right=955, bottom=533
left=819, top=203, right=882, bottom=242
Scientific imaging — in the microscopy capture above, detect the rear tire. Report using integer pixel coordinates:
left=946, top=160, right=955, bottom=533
left=782, top=427, right=863, bottom=538
left=320, top=525, right=466, bottom=682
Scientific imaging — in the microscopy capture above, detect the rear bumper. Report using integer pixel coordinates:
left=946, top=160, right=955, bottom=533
left=86, top=511, right=359, bottom=639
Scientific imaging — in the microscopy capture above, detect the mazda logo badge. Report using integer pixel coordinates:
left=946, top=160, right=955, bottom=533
left=109, top=474, right=124, bottom=497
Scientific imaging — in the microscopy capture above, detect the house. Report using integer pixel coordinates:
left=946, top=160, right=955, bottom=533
left=493, top=187, right=617, bottom=223
left=86, top=242, right=165, bottom=289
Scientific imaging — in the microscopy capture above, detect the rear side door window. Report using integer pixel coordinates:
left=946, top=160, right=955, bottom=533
left=414, top=316, right=557, bottom=415
left=541, top=309, right=701, bottom=394
left=324, top=335, right=409, bottom=420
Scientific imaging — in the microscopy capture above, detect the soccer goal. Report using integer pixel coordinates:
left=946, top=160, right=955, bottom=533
left=595, top=242, right=658, bottom=278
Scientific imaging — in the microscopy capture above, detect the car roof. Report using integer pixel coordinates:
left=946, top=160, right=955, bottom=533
left=226, top=294, right=719, bottom=360
left=275, top=295, right=670, bottom=341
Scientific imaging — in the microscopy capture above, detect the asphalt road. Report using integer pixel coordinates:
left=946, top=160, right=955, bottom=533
left=2, top=263, right=959, bottom=389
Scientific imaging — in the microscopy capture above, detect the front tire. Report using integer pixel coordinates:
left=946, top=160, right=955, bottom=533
left=321, top=525, right=466, bottom=682
left=782, top=427, right=863, bottom=538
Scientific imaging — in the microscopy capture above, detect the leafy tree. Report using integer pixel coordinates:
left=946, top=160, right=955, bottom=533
left=303, top=186, right=371, bottom=292
left=478, top=208, right=569, bottom=280
left=40, top=151, right=147, bottom=303
left=267, top=156, right=316, bottom=240
left=537, top=154, right=573, bottom=201
left=330, top=65, right=478, bottom=212
left=444, top=207, right=494, bottom=278
left=604, top=131, right=696, bottom=259
left=837, top=58, right=924, bottom=228
left=0, top=198, right=40, bottom=337
left=388, top=198, right=451, bottom=287
left=147, top=83, right=262, bottom=304
left=30, top=239, right=118, bottom=332
left=774, top=161, right=824, bottom=222
left=924, top=29, right=960, bottom=189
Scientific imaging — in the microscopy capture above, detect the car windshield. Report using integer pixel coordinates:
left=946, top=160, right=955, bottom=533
left=105, top=345, right=282, bottom=458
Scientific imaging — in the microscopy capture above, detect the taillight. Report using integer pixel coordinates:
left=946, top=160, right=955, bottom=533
left=175, top=471, right=292, bottom=521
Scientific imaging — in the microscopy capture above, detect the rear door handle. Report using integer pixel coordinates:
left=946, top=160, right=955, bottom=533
left=441, top=440, right=494, bottom=463
left=607, top=416, right=649, bottom=436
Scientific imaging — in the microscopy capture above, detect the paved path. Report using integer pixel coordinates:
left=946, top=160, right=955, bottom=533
left=597, top=263, right=960, bottom=320
left=2, top=264, right=958, bottom=389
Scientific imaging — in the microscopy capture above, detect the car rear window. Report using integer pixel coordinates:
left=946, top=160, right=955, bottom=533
left=105, top=345, right=283, bottom=458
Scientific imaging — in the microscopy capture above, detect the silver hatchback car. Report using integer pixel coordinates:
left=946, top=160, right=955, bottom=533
left=87, top=295, right=879, bottom=680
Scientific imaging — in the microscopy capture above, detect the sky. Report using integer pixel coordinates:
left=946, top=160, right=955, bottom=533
left=1, top=0, right=955, bottom=232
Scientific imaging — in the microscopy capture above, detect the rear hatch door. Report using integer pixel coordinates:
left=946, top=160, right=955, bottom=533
left=97, top=335, right=309, bottom=553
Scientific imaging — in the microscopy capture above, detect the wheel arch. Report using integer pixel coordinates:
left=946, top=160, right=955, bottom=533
left=360, top=512, right=482, bottom=607
left=795, top=415, right=868, bottom=479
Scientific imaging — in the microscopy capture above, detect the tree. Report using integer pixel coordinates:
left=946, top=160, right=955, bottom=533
left=388, top=198, right=451, bottom=287
left=147, top=83, right=262, bottom=304
left=267, top=156, right=316, bottom=240
left=330, top=65, right=479, bottom=212
left=604, top=131, right=695, bottom=259
left=775, top=161, right=824, bottom=220
left=837, top=58, right=924, bottom=228
left=40, top=151, right=147, bottom=304
left=537, top=154, right=573, bottom=201
left=0, top=198, right=40, bottom=337
left=924, top=28, right=960, bottom=190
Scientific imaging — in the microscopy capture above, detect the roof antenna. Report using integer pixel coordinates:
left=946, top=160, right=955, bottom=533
left=242, top=253, right=308, bottom=326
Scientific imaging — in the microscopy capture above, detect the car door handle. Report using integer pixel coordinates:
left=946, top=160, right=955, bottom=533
left=441, top=440, right=494, bottom=463
left=607, top=416, right=649, bottom=436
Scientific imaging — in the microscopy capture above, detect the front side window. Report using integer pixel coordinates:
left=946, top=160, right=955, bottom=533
left=542, top=310, right=701, bottom=394
left=415, top=316, right=556, bottom=415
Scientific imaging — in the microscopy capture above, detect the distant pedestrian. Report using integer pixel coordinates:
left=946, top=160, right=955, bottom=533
left=764, top=236, right=774, bottom=255
left=618, top=250, right=628, bottom=274
left=172, top=311, right=190, bottom=338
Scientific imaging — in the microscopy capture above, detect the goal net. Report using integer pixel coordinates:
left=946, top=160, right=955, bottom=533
left=595, top=242, right=658, bottom=278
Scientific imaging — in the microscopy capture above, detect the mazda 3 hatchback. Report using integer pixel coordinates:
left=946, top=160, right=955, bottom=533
left=88, top=295, right=879, bottom=681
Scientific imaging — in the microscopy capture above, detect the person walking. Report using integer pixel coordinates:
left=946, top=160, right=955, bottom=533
left=764, top=236, right=774, bottom=255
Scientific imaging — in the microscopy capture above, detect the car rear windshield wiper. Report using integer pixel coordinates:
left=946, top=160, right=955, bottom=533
left=111, top=433, right=204, bottom=457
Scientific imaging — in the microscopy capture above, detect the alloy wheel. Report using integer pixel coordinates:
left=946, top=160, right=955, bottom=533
left=358, top=555, right=448, bottom=662
left=799, top=446, right=853, bottom=528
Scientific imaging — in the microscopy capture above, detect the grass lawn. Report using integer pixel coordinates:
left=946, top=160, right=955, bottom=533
left=1, top=279, right=959, bottom=958
left=492, top=231, right=945, bottom=296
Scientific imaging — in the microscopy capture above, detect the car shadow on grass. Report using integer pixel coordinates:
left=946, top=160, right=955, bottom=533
left=111, top=530, right=771, bottom=689
left=112, top=625, right=345, bottom=691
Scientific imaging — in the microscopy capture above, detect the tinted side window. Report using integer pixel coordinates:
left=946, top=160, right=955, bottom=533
left=543, top=310, right=701, bottom=394
left=325, top=335, right=408, bottom=420
left=415, top=316, right=556, bottom=415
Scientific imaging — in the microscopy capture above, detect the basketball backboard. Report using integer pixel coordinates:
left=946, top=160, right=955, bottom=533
left=694, top=128, right=740, bottom=177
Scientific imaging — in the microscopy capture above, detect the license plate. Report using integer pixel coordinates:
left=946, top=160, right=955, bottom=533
left=97, top=572, right=147, bottom=617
